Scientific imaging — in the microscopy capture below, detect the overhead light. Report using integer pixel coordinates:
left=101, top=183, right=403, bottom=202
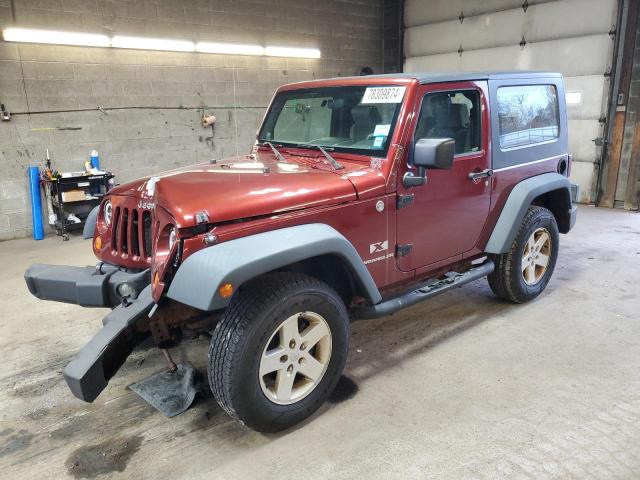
left=111, top=35, right=194, bottom=52
left=2, top=27, right=321, bottom=58
left=265, top=46, right=321, bottom=58
left=196, top=42, right=264, bottom=56
left=2, top=27, right=110, bottom=47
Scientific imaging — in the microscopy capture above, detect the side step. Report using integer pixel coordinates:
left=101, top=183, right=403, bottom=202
left=354, top=260, right=495, bottom=320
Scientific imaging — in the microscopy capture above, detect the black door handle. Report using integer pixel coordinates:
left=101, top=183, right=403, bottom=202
left=468, top=168, right=493, bottom=181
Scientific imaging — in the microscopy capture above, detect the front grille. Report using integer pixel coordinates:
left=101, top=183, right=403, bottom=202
left=143, top=211, right=152, bottom=257
left=112, top=206, right=152, bottom=258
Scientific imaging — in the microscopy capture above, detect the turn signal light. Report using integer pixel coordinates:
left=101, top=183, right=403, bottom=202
left=153, top=271, right=160, bottom=288
left=94, top=235, right=102, bottom=250
left=218, top=283, right=234, bottom=298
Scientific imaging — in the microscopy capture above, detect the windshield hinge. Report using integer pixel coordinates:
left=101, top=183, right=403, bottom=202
left=396, top=244, right=413, bottom=257
left=396, top=193, right=414, bottom=210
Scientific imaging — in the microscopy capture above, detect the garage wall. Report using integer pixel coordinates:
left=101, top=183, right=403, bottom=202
left=404, top=0, right=619, bottom=203
left=0, top=0, right=383, bottom=240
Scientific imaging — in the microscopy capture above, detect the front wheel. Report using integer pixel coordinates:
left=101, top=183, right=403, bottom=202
left=488, top=205, right=559, bottom=303
left=208, top=272, right=349, bottom=432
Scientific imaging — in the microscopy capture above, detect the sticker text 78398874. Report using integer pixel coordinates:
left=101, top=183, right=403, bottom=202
left=361, top=86, right=406, bottom=104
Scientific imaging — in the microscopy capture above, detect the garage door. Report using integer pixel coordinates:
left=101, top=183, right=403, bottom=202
left=404, top=0, right=619, bottom=203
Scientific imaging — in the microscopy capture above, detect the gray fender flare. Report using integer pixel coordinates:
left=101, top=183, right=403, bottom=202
left=83, top=205, right=99, bottom=239
left=485, top=172, right=572, bottom=254
left=166, top=223, right=382, bottom=311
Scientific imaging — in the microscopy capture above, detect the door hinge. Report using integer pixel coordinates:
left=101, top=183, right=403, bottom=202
left=396, top=244, right=413, bottom=257
left=396, top=193, right=414, bottom=209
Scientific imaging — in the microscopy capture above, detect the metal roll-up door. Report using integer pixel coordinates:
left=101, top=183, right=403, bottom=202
left=404, top=0, right=619, bottom=203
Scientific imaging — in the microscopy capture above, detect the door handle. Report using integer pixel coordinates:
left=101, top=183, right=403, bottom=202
left=468, top=168, right=493, bottom=181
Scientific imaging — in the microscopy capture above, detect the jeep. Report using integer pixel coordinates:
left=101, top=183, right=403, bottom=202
left=25, top=71, right=578, bottom=432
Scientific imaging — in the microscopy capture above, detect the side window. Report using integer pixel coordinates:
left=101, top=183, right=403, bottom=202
left=415, top=90, right=481, bottom=155
left=497, top=84, right=559, bottom=149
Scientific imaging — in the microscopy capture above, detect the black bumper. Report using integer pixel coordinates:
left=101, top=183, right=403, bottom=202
left=64, top=286, right=154, bottom=402
left=569, top=182, right=579, bottom=231
left=24, top=263, right=153, bottom=402
left=569, top=204, right=578, bottom=230
left=25, top=263, right=149, bottom=308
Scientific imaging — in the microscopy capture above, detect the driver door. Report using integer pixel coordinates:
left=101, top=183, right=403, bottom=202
left=396, top=81, right=492, bottom=272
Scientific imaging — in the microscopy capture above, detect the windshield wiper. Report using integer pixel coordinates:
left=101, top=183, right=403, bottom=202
left=295, top=143, right=344, bottom=170
left=262, top=142, right=286, bottom=162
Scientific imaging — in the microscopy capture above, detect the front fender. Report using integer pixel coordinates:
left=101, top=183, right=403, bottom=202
left=166, top=223, right=382, bottom=311
left=83, top=205, right=99, bottom=239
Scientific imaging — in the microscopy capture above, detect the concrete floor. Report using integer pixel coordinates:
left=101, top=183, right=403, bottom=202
left=0, top=205, right=639, bottom=479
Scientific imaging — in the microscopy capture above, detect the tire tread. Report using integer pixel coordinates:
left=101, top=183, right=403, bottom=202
left=207, top=272, right=347, bottom=428
left=487, top=206, right=557, bottom=304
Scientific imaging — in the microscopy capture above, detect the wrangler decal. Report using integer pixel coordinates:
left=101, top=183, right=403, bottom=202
left=364, top=252, right=395, bottom=265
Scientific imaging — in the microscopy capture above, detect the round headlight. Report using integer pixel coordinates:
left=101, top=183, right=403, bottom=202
left=168, top=227, right=177, bottom=251
left=103, top=200, right=112, bottom=226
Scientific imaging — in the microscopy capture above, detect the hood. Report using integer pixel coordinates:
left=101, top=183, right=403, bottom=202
left=109, top=150, right=380, bottom=228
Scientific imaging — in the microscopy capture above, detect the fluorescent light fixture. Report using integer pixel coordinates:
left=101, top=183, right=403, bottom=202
left=565, top=91, right=582, bottom=105
left=196, top=42, right=264, bottom=56
left=111, top=35, right=194, bottom=52
left=2, top=27, right=322, bottom=58
left=265, top=46, right=321, bottom=58
left=2, top=27, right=110, bottom=47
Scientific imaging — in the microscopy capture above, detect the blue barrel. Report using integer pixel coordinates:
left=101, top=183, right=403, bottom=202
left=28, top=166, right=44, bottom=240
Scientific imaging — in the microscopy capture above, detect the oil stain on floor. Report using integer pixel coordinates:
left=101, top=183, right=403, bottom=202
left=65, top=435, right=143, bottom=479
left=0, top=429, right=35, bottom=459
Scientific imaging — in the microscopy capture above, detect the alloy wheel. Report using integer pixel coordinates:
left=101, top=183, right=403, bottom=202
left=259, top=311, right=332, bottom=405
left=521, top=227, right=552, bottom=285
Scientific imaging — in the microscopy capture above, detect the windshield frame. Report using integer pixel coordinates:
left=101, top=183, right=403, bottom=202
left=257, top=84, right=406, bottom=158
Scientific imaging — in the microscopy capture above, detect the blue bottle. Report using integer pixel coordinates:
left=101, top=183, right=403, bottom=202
left=90, top=149, right=100, bottom=170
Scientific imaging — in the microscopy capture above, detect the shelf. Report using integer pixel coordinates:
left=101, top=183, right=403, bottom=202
left=54, top=197, right=102, bottom=205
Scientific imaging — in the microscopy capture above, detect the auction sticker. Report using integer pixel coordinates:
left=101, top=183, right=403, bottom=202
left=361, top=86, right=406, bottom=104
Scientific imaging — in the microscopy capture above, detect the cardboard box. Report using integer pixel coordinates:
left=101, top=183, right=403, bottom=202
left=61, top=190, right=87, bottom=202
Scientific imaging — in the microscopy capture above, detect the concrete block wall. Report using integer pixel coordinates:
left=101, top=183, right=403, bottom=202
left=0, top=0, right=384, bottom=240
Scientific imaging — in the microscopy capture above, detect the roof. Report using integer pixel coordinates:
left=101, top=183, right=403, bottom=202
left=338, top=71, right=562, bottom=84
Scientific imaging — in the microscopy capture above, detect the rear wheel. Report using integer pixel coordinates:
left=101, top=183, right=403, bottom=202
left=208, top=272, right=349, bottom=432
left=488, top=206, right=559, bottom=303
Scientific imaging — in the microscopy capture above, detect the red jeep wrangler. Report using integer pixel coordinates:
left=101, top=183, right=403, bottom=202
left=26, top=71, right=577, bottom=432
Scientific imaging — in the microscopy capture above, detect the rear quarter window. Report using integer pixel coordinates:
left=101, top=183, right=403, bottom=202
left=497, top=84, right=559, bottom=150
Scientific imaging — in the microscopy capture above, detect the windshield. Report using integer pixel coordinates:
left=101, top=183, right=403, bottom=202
left=258, top=85, right=406, bottom=157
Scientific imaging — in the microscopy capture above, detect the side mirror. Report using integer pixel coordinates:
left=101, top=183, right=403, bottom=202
left=403, top=138, right=455, bottom=188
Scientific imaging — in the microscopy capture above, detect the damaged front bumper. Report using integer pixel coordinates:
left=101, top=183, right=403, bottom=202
left=25, top=263, right=150, bottom=308
left=24, top=263, right=153, bottom=402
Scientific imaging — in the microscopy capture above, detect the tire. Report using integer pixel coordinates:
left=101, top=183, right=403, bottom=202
left=208, top=272, right=350, bottom=432
left=488, top=205, right=559, bottom=303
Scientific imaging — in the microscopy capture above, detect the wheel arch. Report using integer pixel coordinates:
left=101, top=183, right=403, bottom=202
left=531, top=187, right=572, bottom=233
left=485, top=172, right=574, bottom=254
left=166, top=223, right=382, bottom=311
left=278, top=254, right=357, bottom=307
